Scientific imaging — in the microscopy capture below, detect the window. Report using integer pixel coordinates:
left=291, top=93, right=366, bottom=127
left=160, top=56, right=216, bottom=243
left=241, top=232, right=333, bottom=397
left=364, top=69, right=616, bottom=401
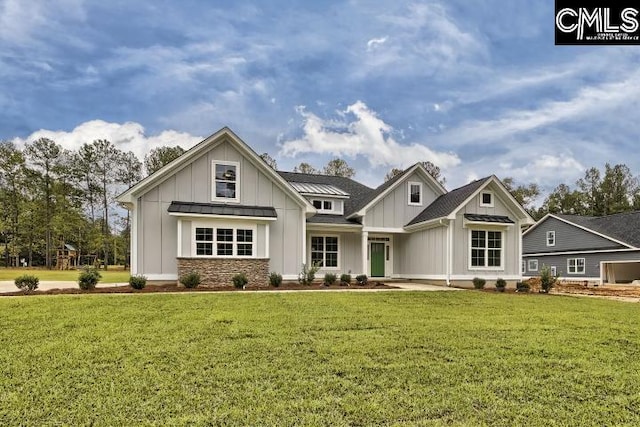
left=310, top=198, right=341, bottom=214
left=480, top=191, right=493, bottom=207
left=522, top=260, right=525, bottom=274
left=213, top=161, right=239, bottom=202
left=195, top=227, right=213, bottom=256
left=408, top=182, right=422, bottom=206
left=194, top=225, right=254, bottom=257
left=528, top=259, right=538, bottom=272
left=550, top=266, right=557, bottom=277
left=567, top=258, right=585, bottom=274
left=546, top=231, right=556, bottom=247
left=311, top=236, right=339, bottom=268
left=470, top=230, right=502, bottom=268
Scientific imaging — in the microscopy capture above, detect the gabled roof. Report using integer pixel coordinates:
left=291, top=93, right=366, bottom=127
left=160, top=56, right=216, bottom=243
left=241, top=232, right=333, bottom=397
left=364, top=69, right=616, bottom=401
left=527, top=212, right=640, bottom=248
left=278, top=171, right=373, bottom=216
left=346, top=163, right=448, bottom=218
left=406, top=175, right=535, bottom=228
left=117, top=127, right=314, bottom=214
left=406, top=177, right=490, bottom=226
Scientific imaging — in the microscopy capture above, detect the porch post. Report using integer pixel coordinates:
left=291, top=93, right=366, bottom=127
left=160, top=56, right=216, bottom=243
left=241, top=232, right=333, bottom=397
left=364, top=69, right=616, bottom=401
left=361, top=231, right=368, bottom=276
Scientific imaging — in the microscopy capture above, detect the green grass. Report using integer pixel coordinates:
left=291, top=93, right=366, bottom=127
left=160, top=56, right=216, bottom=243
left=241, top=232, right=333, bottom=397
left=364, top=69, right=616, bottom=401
left=0, top=268, right=130, bottom=283
left=1, top=292, right=639, bottom=426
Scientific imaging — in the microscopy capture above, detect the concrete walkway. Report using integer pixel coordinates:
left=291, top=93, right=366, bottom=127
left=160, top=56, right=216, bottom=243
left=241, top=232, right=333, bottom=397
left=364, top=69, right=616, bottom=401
left=0, top=281, right=461, bottom=294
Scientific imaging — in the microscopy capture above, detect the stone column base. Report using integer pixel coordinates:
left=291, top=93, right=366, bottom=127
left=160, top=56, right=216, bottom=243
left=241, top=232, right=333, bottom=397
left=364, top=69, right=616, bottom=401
left=177, top=257, right=269, bottom=287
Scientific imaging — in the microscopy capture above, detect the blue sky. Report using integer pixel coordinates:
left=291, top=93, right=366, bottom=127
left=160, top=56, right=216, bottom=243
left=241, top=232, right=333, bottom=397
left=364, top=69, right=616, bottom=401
left=2, top=0, right=639, bottom=196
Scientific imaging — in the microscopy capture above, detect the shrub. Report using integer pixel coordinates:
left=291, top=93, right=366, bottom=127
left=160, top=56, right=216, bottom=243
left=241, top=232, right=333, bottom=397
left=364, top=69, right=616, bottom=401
left=78, top=267, right=101, bottom=290
left=355, top=274, right=368, bottom=285
left=129, top=275, right=147, bottom=290
left=516, top=281, right=530, bottom=293
left=14, top=275, right=39, bottom=293
left=540, top=265, right=557, bottom=293
left=495, top=278, right=507, bottom=292
left=298, top=262, right=320, bottom=286
left=340, top=273, right=352, bottom=286
left=232, top=272, right=249, bottom=289
left=323, top=273, right=337, bottom=286
left=269, top=272, right=283, bottom=287
left=472, top=277, right=486, bottom=289
left=180, top=271, right=201, bottom=289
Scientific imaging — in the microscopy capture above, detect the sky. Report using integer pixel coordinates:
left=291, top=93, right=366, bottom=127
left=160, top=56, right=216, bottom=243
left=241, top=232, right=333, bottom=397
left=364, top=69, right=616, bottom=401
left=2, top=0, right=639, bottom=198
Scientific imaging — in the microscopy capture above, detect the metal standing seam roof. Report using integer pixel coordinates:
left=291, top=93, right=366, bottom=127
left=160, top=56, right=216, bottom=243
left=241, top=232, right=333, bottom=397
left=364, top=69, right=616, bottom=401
left=464, top=214, right=514, bottom=224
left=289, top=182, right=350, bottom=197
left=168, top=201, right=277, bottom=218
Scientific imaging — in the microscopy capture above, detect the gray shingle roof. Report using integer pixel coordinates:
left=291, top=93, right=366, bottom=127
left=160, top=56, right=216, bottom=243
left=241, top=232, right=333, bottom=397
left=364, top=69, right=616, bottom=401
left=278, top=171, right=374, bottom=216
left=406, top=177, right=491, bottom=226
left=464, top=214, right=514, bottom=224
left=168, top=201, right=277, bottom=218
left=556, top=211, right=640, bottom=248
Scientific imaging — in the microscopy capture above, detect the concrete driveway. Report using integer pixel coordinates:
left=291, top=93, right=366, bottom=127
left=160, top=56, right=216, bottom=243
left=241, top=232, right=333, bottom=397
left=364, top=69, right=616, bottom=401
left=0, top=281, right=127, bottom=294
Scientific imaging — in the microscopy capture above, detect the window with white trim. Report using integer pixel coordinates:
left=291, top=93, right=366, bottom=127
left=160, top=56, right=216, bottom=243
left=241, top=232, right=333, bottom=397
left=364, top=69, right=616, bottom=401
left=213, top=161, right=239, bottom=202
left=546, top=231, right=556, bottom=247
left=550, top=266, right=557, bottom=277
left=528, top=259, right=538, bottom=272
left=480, top=191, right=494, bottom=207
left=522, top=260, right=525, bottom=274
left=567, top=258, right=585, bottom=274
left=311, top=236, right=339, bottom=268
left=470, top=230, right=502, bottom=268
left=194, top=226, right=253, bottom=257
left=311, top=199, right=341, bottom=214
left=408, top=182, right=423, bottom=206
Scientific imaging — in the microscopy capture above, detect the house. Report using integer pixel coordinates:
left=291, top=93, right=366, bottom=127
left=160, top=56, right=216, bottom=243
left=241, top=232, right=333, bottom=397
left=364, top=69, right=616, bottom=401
left=522, top=212, right=640, bottom=285
left=117, top=127, right=534, bottom=286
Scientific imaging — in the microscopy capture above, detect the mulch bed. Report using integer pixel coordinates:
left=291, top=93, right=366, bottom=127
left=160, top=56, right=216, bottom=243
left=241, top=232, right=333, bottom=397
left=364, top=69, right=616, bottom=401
left=3, top=281, right=395, bottom=296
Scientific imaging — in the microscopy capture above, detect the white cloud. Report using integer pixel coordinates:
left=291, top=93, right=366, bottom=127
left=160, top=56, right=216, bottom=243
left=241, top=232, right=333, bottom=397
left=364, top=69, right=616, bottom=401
left=279, top=101, right=460, bottom=169
left=12, top=120, right=202, bottom=161
left=366, top=36, right=388, bottom=51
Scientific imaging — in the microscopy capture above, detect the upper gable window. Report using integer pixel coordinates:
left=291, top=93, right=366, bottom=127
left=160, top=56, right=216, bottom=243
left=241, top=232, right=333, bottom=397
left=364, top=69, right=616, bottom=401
left=480, top=191, right=494, bottom=207
left=408, top=182, right=423, bottom=206
left=212, top=161, right=239, bottom=203
left=546, top=231, right=556, bottom=247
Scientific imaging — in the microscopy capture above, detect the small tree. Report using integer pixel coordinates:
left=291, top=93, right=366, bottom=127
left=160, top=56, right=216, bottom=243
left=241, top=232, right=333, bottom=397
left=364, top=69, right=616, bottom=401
left=298, top=263, right=320, bottom=285
left=540, top=265, right=557, bottom=293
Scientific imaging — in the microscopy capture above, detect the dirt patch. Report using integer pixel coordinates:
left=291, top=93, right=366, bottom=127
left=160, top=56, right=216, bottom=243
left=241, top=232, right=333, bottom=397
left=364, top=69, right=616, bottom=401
left=3, top=281, right=395, bottom=296
left=553, top=282, right=640, bottom=300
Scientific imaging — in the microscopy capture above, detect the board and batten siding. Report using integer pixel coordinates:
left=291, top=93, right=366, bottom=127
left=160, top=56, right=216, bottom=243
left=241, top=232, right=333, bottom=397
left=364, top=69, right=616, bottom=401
left=394, top=226, right=448, bottom=276
left=307, top=231, right=362, bottom=276
left=364, top=171, right=440, bottom=229
left=523, top=216, right=624, bottom=254
left=451, top=184, right=520, bottom=277
left=136, top=138, right=303, bottom=278
left=523, top=250, right=640, bottom=279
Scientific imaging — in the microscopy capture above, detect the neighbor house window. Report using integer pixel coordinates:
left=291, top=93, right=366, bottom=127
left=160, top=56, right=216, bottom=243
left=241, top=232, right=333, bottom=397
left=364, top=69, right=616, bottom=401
left=550, top=266, right=557, bottom=277
left=194, top=225, right=254, bottom=257
left=522, top=260, right=525, bottom=274
left=213, top=161, right=239, bottom=202
left=408, top=182, right=423, bottom=206
left=480, top=191, right=494, bottom=207
left=567, top=258, right=585, bottom=274
left=528, top=259, right=538, bottom=272
left=311, top=236, right=339, bottom=268
left=470, top=230, right=502, bottom=268
left=546, top=231, right=556, bottom=247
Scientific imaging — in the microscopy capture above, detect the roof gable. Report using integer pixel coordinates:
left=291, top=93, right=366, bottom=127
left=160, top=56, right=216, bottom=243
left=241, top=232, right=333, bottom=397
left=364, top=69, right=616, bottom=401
left=406, top=176, right=535, bottom=228
left=346, top=163, right=447, bottom=218
left=117, top=127, right=314, bottom=213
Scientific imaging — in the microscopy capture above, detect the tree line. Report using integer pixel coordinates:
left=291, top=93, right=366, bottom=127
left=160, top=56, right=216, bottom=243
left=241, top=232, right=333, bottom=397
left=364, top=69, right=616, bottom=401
left=0, top=139, right=184, bottom=268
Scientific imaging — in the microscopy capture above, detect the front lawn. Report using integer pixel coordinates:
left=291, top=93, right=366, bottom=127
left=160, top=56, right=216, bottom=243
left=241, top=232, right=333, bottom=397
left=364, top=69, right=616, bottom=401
left=1, top=292, right=638, bottom=425
left=0, top=267, right=130, bottom=283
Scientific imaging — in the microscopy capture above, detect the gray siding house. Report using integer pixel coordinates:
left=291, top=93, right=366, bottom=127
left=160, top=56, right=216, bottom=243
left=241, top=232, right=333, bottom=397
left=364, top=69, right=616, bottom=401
left=117, top=128, right=534, bottom=286
left=522, top=212, right=640, bottom=284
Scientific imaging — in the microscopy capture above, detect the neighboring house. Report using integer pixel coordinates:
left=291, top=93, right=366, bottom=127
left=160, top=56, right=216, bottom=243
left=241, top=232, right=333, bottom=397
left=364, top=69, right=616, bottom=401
left=117, top=127, right=534, bottom=286
left=522, top=212, right=640, bottom=285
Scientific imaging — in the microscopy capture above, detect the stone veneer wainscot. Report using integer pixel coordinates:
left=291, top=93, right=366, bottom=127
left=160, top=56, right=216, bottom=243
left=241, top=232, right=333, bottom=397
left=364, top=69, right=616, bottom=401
left=177, top=258, right=269, bottom=287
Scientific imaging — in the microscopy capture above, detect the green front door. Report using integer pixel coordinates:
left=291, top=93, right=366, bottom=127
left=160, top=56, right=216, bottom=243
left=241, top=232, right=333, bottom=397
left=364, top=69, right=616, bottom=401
left=371, top=243, right=385, bottom=277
